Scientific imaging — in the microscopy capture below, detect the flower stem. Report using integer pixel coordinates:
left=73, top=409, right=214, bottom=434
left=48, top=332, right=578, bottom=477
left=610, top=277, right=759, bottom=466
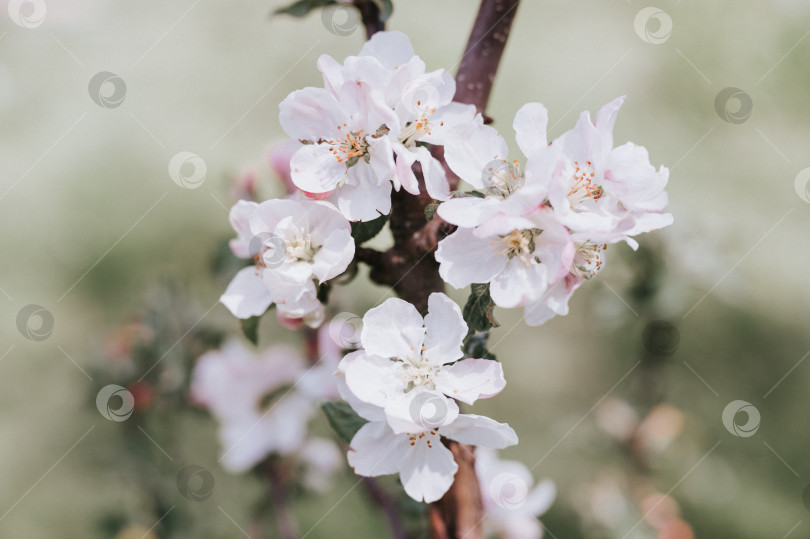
left=267, top=461, right=299, bottom=539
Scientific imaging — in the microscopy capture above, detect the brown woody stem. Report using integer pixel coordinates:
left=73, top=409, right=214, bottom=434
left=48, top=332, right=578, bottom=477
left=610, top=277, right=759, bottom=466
left=352, top=1, right=521, bottom=537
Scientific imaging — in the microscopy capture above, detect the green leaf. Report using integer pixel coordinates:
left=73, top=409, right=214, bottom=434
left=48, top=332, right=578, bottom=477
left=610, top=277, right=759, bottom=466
left=240, top=316, right=261, bottom=345
left=275, top=0, right=335, bottom=17
left=351, top=214, right=388, bottom=244
left=463, top=332, right=497, bottom=361
left=425, top=202, right=439, bottom=222
left=462, top=283, right=500, bottom=333
left=322, top=401, right=368, bottom=443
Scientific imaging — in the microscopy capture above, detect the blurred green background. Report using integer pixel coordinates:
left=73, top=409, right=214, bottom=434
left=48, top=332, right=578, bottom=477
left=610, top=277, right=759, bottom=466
left=1, top=0, right=809, bottom=537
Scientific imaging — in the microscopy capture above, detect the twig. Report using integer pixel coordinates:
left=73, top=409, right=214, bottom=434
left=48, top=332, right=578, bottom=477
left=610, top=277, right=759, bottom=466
left=267, top=461, right=299, bottom=539
left=361, top=477, right=409, bottom=539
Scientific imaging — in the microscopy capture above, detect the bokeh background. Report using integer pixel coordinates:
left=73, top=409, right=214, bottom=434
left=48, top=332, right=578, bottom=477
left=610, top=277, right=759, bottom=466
left=1, top=0, right=809, bottom=537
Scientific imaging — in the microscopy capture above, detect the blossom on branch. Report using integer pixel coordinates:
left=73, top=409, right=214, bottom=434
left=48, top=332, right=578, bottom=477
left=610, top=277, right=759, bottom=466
left=220, top=198, right=354, bottom=326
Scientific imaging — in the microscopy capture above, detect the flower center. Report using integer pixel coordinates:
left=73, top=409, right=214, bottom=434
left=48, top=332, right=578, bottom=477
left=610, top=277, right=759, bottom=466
left=567, top=160, right=603, bottom=208
left=398, top=102, right=437, bottom=148
left=482, top=160, right=524, bottom=199
left=395, top=346, right=439, bottom=391
left=326, top=125, right=369, bottom=166
left=499, top=228, right=543, bottom=264
left=572, top=241, right=606, bottom=279
left=285, top=233, right=319, bottom=263
left=407, top=430, right=439, bottom=449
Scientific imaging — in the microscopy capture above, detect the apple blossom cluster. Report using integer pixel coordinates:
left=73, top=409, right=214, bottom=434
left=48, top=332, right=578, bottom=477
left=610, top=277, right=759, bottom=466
left=210, top=28, right=671, bottom=514
left=436, top=98, right=672, bottom=325
left=190, top=329, right=343, bottom=490
left=338, top=292, right=516, bottom=502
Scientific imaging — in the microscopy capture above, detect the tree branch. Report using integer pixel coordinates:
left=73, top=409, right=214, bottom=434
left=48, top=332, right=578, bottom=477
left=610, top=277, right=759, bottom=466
left=353, top=0, right=385, bottom=39
left=454, top=0, right=521, bottom=120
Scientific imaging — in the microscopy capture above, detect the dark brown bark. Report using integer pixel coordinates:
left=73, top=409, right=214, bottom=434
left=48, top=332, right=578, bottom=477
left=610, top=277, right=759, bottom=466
left=454, top=0, right=521, bottom=120
left=352, top=1, right=521, bottom=537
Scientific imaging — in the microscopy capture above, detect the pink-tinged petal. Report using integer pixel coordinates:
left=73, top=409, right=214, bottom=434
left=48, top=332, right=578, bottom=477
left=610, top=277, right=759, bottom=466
left=523, top=274, right=582, bottom=326
left=594, top=96, right=626, bottom=150
left=279, top=87, right=348, bottom=141
left=622, top=211, right=674, bottom=238
left=247, top=198, right=297, bottom=237
left=367, top=135, right=396, bottom=183
left=490, top=261, right=549, bottom=308
left=399, top=439, right=458, bottom=503
left=514, top=102, right=549, bottom=159
left=557, top=110, right=604, bottom=163
left=311, top=228, right=354, bottom=283
left=337, top=163, right=393, bottom=221
left=290, top=144, right=346, bottom=194
left=392, top=143, right=421, bottom=195
left=361, top=297, right=425, bottom=358
left=435, top=358, right=506, bottom=404
left=423, top=292, right=467, bottom=364
left=415, top=147, right=450, bottom=201
left=228, top=200, right=259, bottom=258
left=344, top=354, right=402, bottom=408
left=421, top=102, right=479, bottom=146
left=293, top=199, right=350, bottom=245
left=264, top=273, right=321, bottom=320
left=444, top=123, right=509, bottom=188
left=220, top=267, right=273, bottom=319
left=348, top=421, right=407, bottom=477
left=436, top=228, right=507, bottom=289
left=337, top=79, right=400, bottom=136
left=276, top=311, right=303, bottom=330
left=359, top=30, right=416, bottom=69
left=440, top=414, right=518, bottom=449
left=524, top=479, right=556, bottom=517
left=342, top=55, right=391, bottom=96
left=437, top=196, right=499, bottom=228
left=384, top=389, right=460, bottom=434
left=603, top=143, right=668, bottom=210
left=317, top=53, right=344, bottom=94
left=397, top=69, right=455, bottom=124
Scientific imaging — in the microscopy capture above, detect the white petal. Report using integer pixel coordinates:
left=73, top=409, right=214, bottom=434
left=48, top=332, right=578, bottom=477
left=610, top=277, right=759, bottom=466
left=220, top=266, right=273, bottom=319
left=524, top=479, right=557, bottom=517
left=361, top=297, right=425, bottom=358
left=348, top=421, right=408, bottom=477
left=399, top=440, right=458, bottom=503
left=311, top=228, right=355, bottom=283
left=344, top=354, right=402, bottom=408
left=337, top=163, right=392, bottom=221
left=435, top=358, right=505, bottom=404
left=423, top=292, right=467, bottom=364
left=384, top=389, right=459, bottom=434
left=421, top=102, right=478, bottom=146
left=392, top=143, right=422, bottom=195
left=436, top=228, right=507, bottom=289
left=440, top=414, right=518, bottom=449
left=359, top=30, right=416, bottom=69
left=436, top=197, right=498, bottom=228
left=290, top=143, right=346, bottom=194
left=415, top=147, right=450, bottom=201
left=228, top=200, right=259, bottom=258
left=279, top=87, right=348, bottom=141
left=490, top=261, right=549, bottom=308
left=317, top=53, right=344, bottom=94
left=594, top=96, right=626, bottom=150
left=444, top=123, right=509, bottom=188
left=523, top=275, right=581, bottom=326
left=514, top=102, right=549, bottom=158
